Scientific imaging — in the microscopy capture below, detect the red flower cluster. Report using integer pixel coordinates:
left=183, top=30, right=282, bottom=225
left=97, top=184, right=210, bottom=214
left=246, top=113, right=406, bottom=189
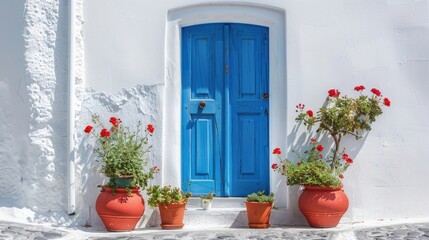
left=152, top=166, right=160, bottom=173
left=316, top=144, right=324, bottom=152
left=384, top=98, right=391, bottom=107
left=272, top=148, right=282, bottom=155
left=354, top=85, right=365, bottom=91
left=271, top=163, right=279, bottom=170
left=109, top=117, right=122, bottom=127
left=371, top=88, right=381, bottom=97
left=306, top=110, right=314, bottom=117
left=342, top=153, right=353, bottom=163
left=328, top=89, right=340, bottom=98
left=84, top=125, right=93, bottom=133
left=100, top=128, right=110, bottom=137
left=147, top=124, right=155, bottom=134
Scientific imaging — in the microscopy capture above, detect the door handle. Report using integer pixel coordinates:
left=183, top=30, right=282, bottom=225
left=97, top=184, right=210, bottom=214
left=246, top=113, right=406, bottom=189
left=199, top=101, right=206, bottom=109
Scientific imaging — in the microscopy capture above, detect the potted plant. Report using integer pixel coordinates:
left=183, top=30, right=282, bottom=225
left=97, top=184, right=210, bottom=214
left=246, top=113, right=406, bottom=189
left=200, top=193, right=215, bottom=210
left=146, top=185, right=192, bottom=229
left=83, top=115, right=159, bottom=231
left=245, top=191, right=275, bottom=228
left=272, top=86, right=391, bottom=228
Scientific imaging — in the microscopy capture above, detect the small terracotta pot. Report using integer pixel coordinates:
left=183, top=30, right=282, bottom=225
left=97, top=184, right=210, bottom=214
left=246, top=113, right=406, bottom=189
left=245, top=201, right=273, bottom=228
left=96, top=187, right=144, bottom=231
left=298, top=185, right=349, bottom=228
left=158, top=202, right=186, bottom=229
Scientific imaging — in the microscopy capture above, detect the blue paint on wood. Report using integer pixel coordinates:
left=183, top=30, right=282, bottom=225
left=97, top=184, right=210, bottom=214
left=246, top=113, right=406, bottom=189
left=182, top=23, right=269, bottom=197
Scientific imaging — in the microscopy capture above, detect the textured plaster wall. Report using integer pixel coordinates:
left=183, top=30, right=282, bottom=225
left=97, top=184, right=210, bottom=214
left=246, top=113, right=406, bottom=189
left=0, top=0, right=85, bottom=224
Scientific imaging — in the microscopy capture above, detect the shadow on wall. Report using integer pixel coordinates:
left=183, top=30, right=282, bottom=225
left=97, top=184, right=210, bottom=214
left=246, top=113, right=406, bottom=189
left=0, top=0, right=28, bottom=205
left=284, top=98, right=367, bottom=223
left=75, top=85, right=161, bottom=228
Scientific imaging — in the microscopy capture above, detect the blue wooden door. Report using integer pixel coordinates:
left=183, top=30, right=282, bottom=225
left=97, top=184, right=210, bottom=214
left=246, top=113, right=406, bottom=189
left=182, top=23, right=269, bottom=197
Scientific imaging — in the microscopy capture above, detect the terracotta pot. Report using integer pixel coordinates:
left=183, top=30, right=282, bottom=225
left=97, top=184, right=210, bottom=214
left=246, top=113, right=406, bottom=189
left=298, top=185, right=349, bottom=228
left=96, top=187, right=144, bottom=231
left=158, top=202, right=186, bottom=229
left=245, top=201, right=273, bottom=228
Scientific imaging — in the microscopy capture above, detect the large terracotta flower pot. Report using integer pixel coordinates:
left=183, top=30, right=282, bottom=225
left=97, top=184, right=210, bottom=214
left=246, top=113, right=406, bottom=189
left=245, top=201, right=273, bottom=228
left=158, top=202, right=186, bottom=229
left=298, top=185, right=349, bottom=228
left=96, top=187, right=144, bottom=231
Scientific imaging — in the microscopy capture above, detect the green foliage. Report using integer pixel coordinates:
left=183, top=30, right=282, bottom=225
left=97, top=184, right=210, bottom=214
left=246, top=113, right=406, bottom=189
left=146, top=185, right=192, bottom=208
left=246, top=191, right=275, bottom=203
left=85, top=115, right=159, bottom=190
left=273, top=86, right=390, bottom=187
left=200, top=192, right=215, bottom=200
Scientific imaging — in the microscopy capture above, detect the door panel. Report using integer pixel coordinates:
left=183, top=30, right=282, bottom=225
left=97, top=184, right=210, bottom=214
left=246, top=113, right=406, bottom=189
left=182, top=23, right=268, bottom=197
left=182, top=24, right=223, bottom=196
left=230, top=24, right=269, bottom=196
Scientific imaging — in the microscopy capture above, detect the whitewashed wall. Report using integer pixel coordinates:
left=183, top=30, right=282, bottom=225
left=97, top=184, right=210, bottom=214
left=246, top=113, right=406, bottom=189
left=0, top=0, right=85, bottom=224
left=83, top=0, right=429, bottom=224
left=0, top=0, right=428, bottom=228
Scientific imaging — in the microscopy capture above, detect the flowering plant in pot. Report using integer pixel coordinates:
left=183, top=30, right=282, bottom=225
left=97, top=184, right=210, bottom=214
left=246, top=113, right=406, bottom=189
left=272, top=86, right=391, bottom=227
left=200, top=192, right=215, bottom=210
left=83, top=115, right=159, bottom=231
left=245, top=191, right=276, bottom=228
left=84, top=115, right=158, bottom=191
left=146, top=185, right=192, bottom=229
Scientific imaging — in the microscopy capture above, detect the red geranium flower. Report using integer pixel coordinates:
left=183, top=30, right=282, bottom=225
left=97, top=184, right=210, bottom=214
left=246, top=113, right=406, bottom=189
left=310, top=138, right=316, bottom=143
left=271, top=163, right=279, bottom=170
left=152, top=166, right=160, bottom=173
left=354, top=85, right=365, bottom=91
left=100, top=128, right=110, bottom=137
left=272, top=148, right=282, bottom=155
left=306, top=110, right=314, bottom=117
left=316, top=144, right=324, bottom=152
left=110, top=117, right=122, bottom=127
left=339, top=174, right=344, bottom=179
left=345, top=158, right=353, bottom=164
left=84, top=125, right=93, bottom=133
left=383, top=98, right=391, bottom=107
left=371, top=88, right=381, bottom=97
left=147, top=124, right=155, bottom=133
left=328, top=89, right=340, bottom=97
left=342, top=153, right=349, bottom=160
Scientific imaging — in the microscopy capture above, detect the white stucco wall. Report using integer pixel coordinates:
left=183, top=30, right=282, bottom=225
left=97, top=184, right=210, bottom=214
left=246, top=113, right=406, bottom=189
left=0, top=0, right=428, bottom=228
left=0, top=0, right=85, bottom=224
left=82, top=0, right=429, bottom=225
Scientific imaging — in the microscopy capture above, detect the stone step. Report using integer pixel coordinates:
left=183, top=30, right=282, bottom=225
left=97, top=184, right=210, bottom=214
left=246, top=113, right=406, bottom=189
left=144, top=197, right=294, bottom=228
left=187, top=197, right=246, bottom=209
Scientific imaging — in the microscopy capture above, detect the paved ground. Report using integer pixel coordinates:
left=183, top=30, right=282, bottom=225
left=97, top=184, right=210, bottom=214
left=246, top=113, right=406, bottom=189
left=1, top=221, right=429, bottom=240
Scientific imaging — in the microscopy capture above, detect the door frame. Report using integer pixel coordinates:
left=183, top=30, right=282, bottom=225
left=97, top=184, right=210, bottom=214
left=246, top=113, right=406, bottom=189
left=163, top=3, right=288, bottom=206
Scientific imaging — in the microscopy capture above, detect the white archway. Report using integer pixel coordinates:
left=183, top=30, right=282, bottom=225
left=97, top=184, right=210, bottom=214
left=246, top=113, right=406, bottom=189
left=162, top=2, right=288, bottom=206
